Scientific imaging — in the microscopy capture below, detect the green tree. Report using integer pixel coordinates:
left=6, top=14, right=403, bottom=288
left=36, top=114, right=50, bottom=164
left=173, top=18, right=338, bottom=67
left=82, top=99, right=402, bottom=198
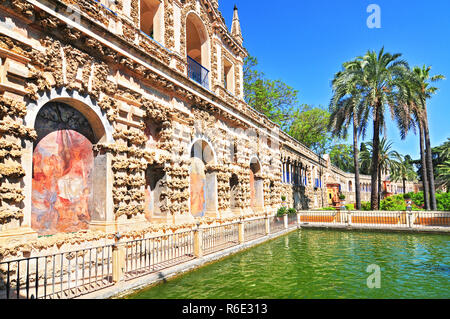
left=243, top=55, right=299, bottom=130
left=359, top=142, right=371, bottom=175
left=329, top=144, right=355, bottom=173
left=287, top=105, right=332, bottom=154
left=390, top=154, right=417, bottom=194
left=433, top=138, right=450, bottom=190
left=329, top=63, right=366, bottom=209
left=360, top=137, right=400, bottom=208
left=244, top=55, right=332, bottom=154
left=339, top=48, right=410, bottom=210
left=395, top=65, right=445, bottom=210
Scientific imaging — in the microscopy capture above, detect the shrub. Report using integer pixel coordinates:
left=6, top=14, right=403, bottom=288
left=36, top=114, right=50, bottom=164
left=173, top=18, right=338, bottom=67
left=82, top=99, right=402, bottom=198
left=345, top=204, right=354, bottom=211
left=339, top=193, right=346, bottom=200
left=380, top=194, right=424, bottom=211
left=281, top=195, right=286, bottom=201
left=287, top=208, right=297, bottom=216
left=277, top=207, right=287, bottom=216
left=436, top=192, right=450, bottom=211
left=361, top=202, right=371, bottom=211
left=318, top=207, right=336, bottom=210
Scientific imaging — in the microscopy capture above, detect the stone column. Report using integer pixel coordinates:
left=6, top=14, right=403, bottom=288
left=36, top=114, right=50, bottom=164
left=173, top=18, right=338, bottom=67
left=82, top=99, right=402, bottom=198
left=112, top=234, right=125, bottom=283
left=194, top=226, right=203, bottom=258
left=238, top=219, right=245, bottom=243
left=265, top=215, right=270, bottom=235
left=283, top=214, right=288, bottom=229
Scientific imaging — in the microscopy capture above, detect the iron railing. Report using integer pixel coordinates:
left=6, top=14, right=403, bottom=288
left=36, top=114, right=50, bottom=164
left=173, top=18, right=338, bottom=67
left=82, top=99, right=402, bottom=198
left=187, top=56, right=209, bottom=89
left=244, top=218, right=266, bottom=242
left=0, top=244, right=114, bottom=299
left=270, top=216, right=285, bottom=233
left=202, top=223, right=239, bottom=255
left=124, top=230, right=195, bottom=280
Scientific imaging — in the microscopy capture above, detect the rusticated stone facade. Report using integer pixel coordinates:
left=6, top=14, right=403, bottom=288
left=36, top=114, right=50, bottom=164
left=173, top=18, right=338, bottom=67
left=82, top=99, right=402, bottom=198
left=0, top=0, right=415, bottom=259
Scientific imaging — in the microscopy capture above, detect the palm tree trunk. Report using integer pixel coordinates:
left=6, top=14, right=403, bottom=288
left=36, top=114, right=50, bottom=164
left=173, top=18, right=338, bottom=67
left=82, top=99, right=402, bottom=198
left=370, top=103, right=381, bottom=210
left=403, top=178, right=406, bottom=194
left=423, top=105, right=437, bottom=210
left=378, top=166, right=382, bottom=209
left=419, top=119, right=430, bottom=210
left=353, top=115, right=361, bottom=210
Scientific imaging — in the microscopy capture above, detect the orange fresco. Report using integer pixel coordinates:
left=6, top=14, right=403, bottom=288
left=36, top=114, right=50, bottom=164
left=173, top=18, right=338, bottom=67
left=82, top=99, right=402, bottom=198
left=32, top=129, right=93, bottom=235
left=249, top=169, right=255, bottom=208
left=190, top=158, right=206, bottom=218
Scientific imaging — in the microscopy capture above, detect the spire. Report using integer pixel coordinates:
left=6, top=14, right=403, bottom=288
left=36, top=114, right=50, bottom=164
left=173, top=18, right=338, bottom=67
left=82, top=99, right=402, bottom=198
left=231, top=5, right=243, bottom=45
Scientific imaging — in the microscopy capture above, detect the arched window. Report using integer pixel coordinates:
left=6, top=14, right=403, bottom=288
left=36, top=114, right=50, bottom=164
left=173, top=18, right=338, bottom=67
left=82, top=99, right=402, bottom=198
left=140, top=0, right=163, bottom=43
left=348, top=181, right=352, bottom=192
left=186, top=13, right=210, bottom=89
left=223, top=58, right=235, bottom=93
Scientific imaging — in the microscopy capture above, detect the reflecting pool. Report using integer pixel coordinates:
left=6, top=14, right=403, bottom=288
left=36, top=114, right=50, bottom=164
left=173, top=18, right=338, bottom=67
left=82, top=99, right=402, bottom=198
left=126, top=229, right=450, bottom=299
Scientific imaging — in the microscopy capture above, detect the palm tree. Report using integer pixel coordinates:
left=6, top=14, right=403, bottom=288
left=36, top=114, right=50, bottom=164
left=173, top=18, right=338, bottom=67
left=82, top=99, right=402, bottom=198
left=409, top=66, right=444, bottom=210
left=395, top=65, right=445, bottom=210
left=360, top=138, right=400, bottom=208
left=434, top=138, right=450, bottom=190
left=336, top=48, right=410, bottom=210
left=390, top=154, right=417, bottom=194
left=329, top=66, right=364, bottom=209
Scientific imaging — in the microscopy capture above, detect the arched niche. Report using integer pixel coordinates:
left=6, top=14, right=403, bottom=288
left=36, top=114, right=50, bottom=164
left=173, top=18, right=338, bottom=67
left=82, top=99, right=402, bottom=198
left=229, top=173, right=239, bottom=210
left=30, top=101, right=109, bottom=236
left=144, top=163, right=166, bottom=223
left=249, top=157, right=264, bottom=211
left=189, top=139, right=217, bottom=218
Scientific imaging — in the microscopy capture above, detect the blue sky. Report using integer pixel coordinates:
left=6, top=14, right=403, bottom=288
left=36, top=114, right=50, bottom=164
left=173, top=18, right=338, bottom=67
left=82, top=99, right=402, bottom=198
left=219, top=0, right=450, bottom=159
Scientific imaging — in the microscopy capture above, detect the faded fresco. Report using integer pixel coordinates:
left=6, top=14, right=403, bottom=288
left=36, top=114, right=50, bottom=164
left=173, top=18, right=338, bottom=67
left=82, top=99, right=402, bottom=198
left=249, top=168, right=256, bottom=208
left=144, top=167, right=165, bottom=221
left=190, top=157, right=206, bottom=218
left=31, top=102, right=95, bottom=235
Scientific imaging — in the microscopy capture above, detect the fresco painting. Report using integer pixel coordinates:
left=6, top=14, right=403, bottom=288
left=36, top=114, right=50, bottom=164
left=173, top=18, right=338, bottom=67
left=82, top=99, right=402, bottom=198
left=144, top=178, right=164, bottom=221
left=31, top=102, right=95, bottom=236
left=249, top=168, right=256, bottom=208
left=190, top=157, right=206, bottom=218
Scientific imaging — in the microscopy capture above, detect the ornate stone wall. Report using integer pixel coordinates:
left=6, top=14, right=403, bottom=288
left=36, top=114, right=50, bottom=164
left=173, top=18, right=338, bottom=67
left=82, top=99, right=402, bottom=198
left=0, top=0, right=418, bottom=260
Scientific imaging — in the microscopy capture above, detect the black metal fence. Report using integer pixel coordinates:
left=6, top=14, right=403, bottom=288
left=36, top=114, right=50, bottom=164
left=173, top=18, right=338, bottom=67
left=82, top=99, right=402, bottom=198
left=0, top=244, right=114, bottom=299
left=270, top=216, right=286, bottom=233
left=244, top=218, right=266, bottom=242
left=0, top=214, right=299, bottom=299
left=202, top=223, right=239, bottom=255
left=124, top=230, right=195, bottom=280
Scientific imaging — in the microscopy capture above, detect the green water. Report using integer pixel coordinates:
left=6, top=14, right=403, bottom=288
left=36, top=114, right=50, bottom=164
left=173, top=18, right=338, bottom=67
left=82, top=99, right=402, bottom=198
left=126, top=229, right=450, bottom=299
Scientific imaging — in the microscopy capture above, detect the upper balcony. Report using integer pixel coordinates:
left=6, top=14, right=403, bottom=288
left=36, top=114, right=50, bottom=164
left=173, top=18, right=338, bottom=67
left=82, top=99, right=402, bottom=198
left=187, top=56, right=209, bottom=90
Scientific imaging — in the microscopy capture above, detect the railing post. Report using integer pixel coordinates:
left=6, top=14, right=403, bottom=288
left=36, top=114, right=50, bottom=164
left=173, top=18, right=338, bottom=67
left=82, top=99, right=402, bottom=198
left=265, top=215, right=270, bottom=235
left=297, top=212, right=301, bottom=228
left=112, top=233, right=124, bottom=283
left=407, top=212, right=412, bottom=228
left=347, top=211, right=352, bottom=226
left=238, top=219, right=245, bottom=244
left=283, top=214, right=288, bottom=229
left=194, top=225, right=203, bottom=258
